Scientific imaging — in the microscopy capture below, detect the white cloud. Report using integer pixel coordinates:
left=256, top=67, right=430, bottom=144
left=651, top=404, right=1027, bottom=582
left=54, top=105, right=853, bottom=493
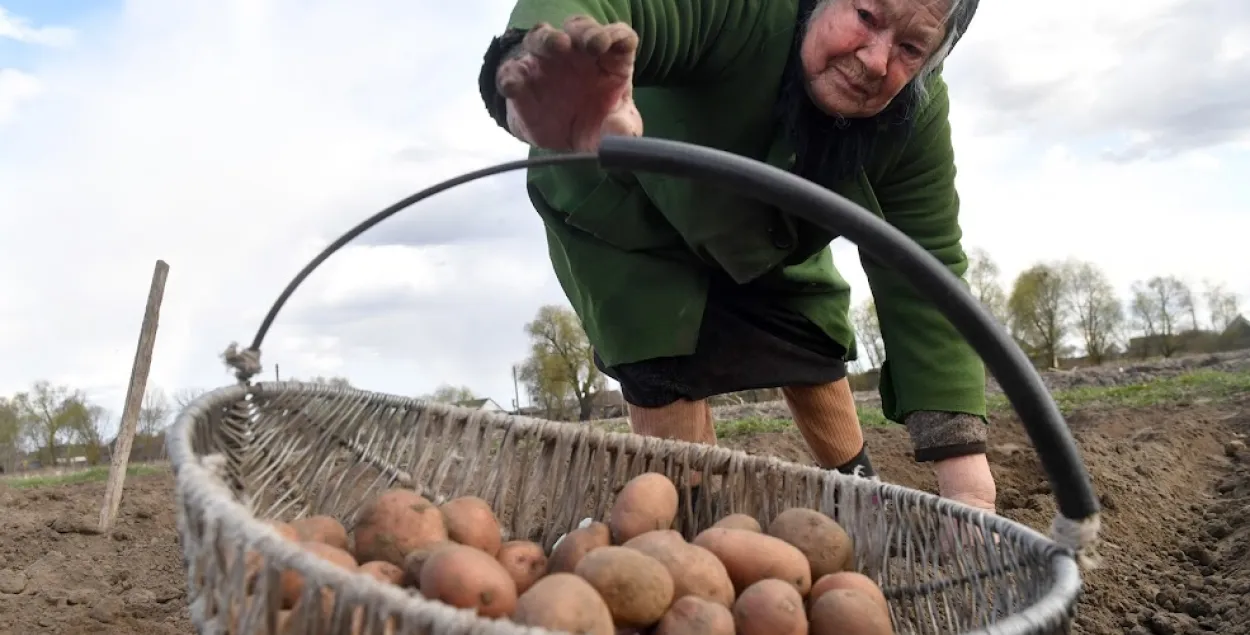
left=1, top=1, right=1247, bottom=439
left=0, top=6, right=76, bottom=46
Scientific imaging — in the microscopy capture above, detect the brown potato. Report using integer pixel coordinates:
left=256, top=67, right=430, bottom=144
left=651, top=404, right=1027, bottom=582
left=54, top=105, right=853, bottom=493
left=268, top=521, right=302, bottom=542
left=624, top=530, right=735, bottom=608
left=767, top=508, right=854, bottom=580
left=810, top=572, right=889, bottom=615
left=352, top=489, right=448, bottom=567
left=291, top=515, right=349, bottom=551
left=732, top=579, right=808, bottom=635
left=359, top=560, right=405, bottom=586
left=400, top=540, right=454, bottom=587
left=654, top=595, right=735, bottom=635
left=575, top=546, right=675, bottom=627
left=609, top=472, right=679, bottom=544
left=418, top=544, right=518, bottom=618
left=692, top=528, right=811, bottom=596
left=440, top=496, right=502, bottom=556
left=809, top=589, right=894, bottom=635
left=496, top=540, right=548, bottom=594
left=548, top=521, right=611, bottom=574
left=711, top=513, right=763, bottom=533
left=513, top=573, right=615, bottom=635
left=279, top=542, right=358, bottom=609
left=241, top=521, right=301, bottom=587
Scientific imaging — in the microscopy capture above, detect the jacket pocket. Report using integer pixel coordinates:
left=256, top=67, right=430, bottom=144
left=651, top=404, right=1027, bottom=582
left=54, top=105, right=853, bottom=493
left=562, top=172, right=680, bottom=252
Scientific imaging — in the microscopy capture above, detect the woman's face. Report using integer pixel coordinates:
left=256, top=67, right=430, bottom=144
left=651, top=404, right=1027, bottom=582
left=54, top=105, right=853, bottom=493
left=800, top=0, right=950, bottom=118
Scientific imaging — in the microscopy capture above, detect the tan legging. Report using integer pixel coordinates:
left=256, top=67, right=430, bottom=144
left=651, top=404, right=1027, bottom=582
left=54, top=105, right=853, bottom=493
left=627, top=378, right=865, bottom=470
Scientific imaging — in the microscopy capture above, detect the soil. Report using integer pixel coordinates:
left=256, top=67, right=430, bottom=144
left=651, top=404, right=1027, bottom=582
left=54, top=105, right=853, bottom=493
left=1, top=374, right=1248, bottom=633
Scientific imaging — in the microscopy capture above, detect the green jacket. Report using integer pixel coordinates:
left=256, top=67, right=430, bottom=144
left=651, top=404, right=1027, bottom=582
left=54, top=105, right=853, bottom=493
left=480, top=0, right=987, bottom=423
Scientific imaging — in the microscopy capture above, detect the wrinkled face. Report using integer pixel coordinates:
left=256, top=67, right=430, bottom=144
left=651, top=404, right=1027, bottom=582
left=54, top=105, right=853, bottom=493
left=800, top=0, right=950, bottom=118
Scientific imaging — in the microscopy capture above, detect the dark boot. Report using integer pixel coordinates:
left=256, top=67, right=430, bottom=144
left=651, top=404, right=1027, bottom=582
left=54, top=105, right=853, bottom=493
left=834, top=443, right=877, bottom=479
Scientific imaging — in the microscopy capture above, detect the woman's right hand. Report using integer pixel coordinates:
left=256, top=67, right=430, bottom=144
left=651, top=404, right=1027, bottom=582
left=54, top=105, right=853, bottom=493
left=496, top=15, right=644, bottom=152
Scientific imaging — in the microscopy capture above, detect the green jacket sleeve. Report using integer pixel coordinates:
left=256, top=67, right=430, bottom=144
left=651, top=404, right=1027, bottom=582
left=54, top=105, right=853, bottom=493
left=862, top=76, right=988, bottom=424
left=480, top=0, right=774, bottom=133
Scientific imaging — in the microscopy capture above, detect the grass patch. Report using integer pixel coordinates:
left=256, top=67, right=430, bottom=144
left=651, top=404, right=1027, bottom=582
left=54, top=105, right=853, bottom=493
left=3, top=464, right=164, bottom=490
left=995, top=369, right=1250, bottom=413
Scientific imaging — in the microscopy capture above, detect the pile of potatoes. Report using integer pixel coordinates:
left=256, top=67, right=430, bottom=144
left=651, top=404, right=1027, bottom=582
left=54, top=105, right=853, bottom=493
left=244, top=472, right=893, bottom=635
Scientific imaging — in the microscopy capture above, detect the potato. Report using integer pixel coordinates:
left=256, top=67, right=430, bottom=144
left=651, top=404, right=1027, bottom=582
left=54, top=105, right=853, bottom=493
left=809, top=589, right=894, bottom=635
left=575, top=546, right=675, bottom=627
left=767, top=508, right=854, bottom=580
left=418, top=544, right=518, bottom=618
left=548, top=521, right=611, bottom=574
left=513, top=573, right=615, bottom=635
left=279, top=542, right=358, bottom=609
left=732, top=579, right=807, bottom=635
left=692, top=528, right=811, bottom=596
left=241, top=521, right=301, bottom=586
left=291, top=515, right=349, bottom=551
left=654, top=595, right=735, bottom=635
left=810, top=572, right=889, bottom=615
left=352, top=489, right=448, bottom=567
left=624, top=530, right=735, bottom=608
left=440, top=496, right=502, bottom=556
left=609, top=472, right=679, bottom=544
left=268, top=520, right=302, bottom=542
left=400, top=540, right=454, bottom=586
left=711, top=513, right=762, bottom=533
left=496, top=540, right=548, bottom=594
left=359, top=560, right=405, bottom=586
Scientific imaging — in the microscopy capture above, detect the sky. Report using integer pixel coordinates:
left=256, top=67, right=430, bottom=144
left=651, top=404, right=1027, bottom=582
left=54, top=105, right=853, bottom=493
left=1, top=0, right=1248, bottom=439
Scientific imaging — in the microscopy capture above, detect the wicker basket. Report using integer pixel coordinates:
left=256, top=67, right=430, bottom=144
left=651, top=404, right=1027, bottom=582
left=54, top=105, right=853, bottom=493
left=168, top=137, right=1100, bottom=634
left=168, top=381, right=1081, bottom=635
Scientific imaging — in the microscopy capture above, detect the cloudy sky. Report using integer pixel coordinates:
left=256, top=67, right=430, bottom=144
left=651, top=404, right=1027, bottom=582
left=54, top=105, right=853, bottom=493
left=2, top=0, right=1247, bottom=437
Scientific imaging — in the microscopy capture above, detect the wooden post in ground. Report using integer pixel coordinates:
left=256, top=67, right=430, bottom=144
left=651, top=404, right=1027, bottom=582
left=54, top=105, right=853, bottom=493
left=98, top=260, right=170, bottom=533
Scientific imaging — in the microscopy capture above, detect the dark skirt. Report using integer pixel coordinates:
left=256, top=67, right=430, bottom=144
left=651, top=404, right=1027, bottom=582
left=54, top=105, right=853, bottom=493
left=594, top=277, right=849, bottom=408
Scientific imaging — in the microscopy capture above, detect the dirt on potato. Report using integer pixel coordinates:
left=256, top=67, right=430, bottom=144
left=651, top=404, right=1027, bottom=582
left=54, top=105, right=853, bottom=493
left=0, top=386, right=1248, bottom=634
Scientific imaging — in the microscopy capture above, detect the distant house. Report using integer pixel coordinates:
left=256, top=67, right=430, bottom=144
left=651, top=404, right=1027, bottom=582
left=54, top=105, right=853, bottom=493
left=453, top=398, right=506, bottom=413
left=1219, top=315, right=1250, bottom=350
left=589, top=390, right=626, bottom=419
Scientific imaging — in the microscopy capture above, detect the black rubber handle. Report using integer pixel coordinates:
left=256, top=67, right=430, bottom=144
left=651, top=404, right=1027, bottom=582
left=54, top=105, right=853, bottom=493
left=238, top=136, right=1097, bottom=524
left=596, top=135, right=1099, bottom=523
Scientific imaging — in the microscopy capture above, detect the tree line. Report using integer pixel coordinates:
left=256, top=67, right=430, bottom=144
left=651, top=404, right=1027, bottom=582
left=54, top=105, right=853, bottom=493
left=11, top=250, right=1234, bottom=460
left=0, top=374, right=376, bottom=474
left=851, top=248, right=1245, bottom=371
left=0, top=383, right=206, bottom=474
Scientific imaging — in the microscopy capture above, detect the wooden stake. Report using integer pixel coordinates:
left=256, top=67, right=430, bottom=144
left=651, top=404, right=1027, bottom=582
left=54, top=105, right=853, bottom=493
left=98, top=260, right=169, bottom=533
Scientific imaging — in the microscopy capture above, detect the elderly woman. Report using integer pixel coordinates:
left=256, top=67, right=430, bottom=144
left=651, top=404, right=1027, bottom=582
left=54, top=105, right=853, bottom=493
left=477, top=0, right=996, bottom=513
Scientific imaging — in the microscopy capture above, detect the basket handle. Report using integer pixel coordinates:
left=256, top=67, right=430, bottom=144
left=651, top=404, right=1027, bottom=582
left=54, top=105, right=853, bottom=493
left=222, top=136, right=1099, bottom=566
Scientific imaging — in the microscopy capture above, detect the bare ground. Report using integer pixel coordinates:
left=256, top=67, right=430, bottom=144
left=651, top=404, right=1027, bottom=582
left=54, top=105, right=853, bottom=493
left=0, top=382, right=1248, bottom=633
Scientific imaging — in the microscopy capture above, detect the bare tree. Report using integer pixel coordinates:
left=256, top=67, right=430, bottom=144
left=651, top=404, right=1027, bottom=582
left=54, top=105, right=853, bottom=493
left=139, top=387, right=173, bottom=437
left=1062, top=260, right=1124, bottom=365
left=1129, top=285, right=1159, bottom=359
left=307, top=375, right=352, bottom=388
left=172, top=387, right=207, bottom=411
left=68, top=404, right=109, bottom=465
left=965, top=247, right=1009, bottom=325
left=1007, top=263, right=1069, bottom=368
left=421, top=385, right=477, bottom=404
left=1203, top=280, right=1241, bottom=332
left=1129, top=276, right=1191, bottom=357
left=850, top=299, right=885, bottom=370
left=1176, top=280, right=1201, bottom=331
